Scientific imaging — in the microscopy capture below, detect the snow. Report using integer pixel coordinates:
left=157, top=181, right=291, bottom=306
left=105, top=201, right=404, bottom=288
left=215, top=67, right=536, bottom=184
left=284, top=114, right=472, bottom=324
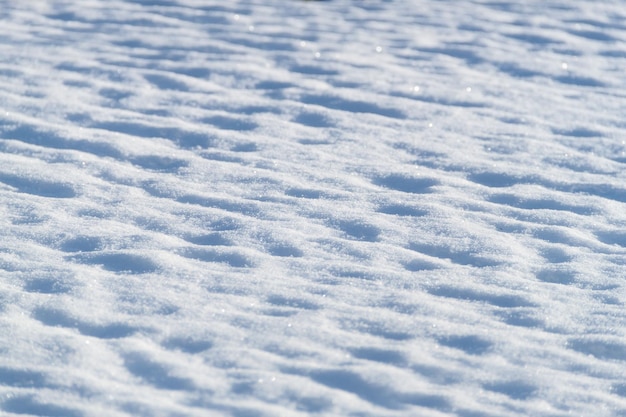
left=1, top=0, right=626, bottom=416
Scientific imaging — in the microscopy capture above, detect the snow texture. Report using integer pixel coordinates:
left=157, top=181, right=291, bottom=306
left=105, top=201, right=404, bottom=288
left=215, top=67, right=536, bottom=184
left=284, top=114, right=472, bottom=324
left=1, top=0, right=626, bottom=416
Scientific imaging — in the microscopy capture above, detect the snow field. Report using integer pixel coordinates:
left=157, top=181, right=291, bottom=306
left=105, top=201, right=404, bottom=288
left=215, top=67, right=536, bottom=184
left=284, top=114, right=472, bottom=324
left=1, top=0, right=626, bottom=416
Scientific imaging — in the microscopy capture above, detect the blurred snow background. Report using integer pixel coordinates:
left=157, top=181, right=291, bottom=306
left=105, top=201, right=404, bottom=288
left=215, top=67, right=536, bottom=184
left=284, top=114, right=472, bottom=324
left=1, top=0, right=626, bottom=416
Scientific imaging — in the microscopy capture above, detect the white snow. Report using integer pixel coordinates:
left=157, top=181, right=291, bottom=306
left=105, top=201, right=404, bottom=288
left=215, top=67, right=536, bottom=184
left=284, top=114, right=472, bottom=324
left=1, top=0, right=626, bottom=416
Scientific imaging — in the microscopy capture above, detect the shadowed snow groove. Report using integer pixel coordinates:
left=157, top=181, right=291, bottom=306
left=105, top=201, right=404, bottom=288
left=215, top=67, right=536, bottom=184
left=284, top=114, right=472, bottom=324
left=0, top=173, right=76, bottom=198
left=123, top=353, right=196, bottom=391
left=68, top=252, right=159, bottom=274
left=373, top=174, right=438, bottom=193
left=437, top=334, right=493, bottom=356
left=33, top=307, right=140, bottom=339
left=309, top=369, right=452, bottom=411
left=300, top=94, right=406, bottom=119
left=1, top=396, right=82, bottom=417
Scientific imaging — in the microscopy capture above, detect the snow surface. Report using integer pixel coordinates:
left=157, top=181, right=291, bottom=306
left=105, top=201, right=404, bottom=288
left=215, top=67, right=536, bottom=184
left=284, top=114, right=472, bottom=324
left=1, top=0, right=626, bottom=416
